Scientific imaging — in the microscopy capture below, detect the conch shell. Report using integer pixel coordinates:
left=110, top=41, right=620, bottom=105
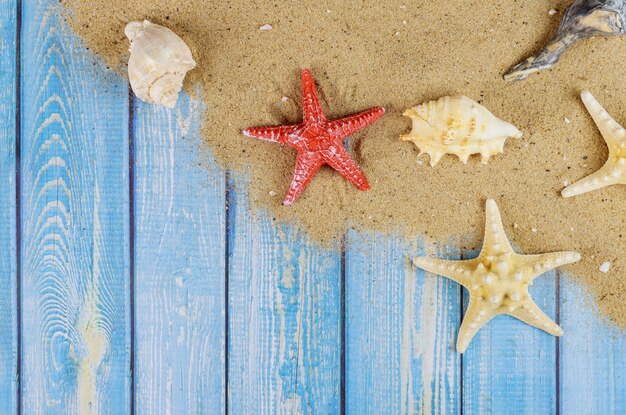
left=125, top=20, right=196, bottom=108
left=504, top=0, right=626, bottom=81
left=400, top=95, right=523, bottom=166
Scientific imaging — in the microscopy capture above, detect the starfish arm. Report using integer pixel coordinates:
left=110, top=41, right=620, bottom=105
left=482, top=199, right=514, bottom=254
left=321, top=146, right=370, bottom=191
left=328, top=107, right=386, bottom=141
left=519, top=251, right=581, bottom=280
left=412, top=256, right=477, bottom=286
left=456, top=297, right=495, bottom=353
left=581, top=91, right=626, bottom=147
left=561, top=161, right=623, bottom=197
left=243, top=124, right=301, bottom=144
left=283, top=151, right=324, bottom=206
left=301, top=69, right=327, bottom=123
left=509, top=300, right=563, bottom=337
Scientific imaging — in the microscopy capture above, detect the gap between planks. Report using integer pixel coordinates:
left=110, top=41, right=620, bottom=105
left=128, top=88, right=136, bottom=415
left=15, top=0, right=22, bottom=414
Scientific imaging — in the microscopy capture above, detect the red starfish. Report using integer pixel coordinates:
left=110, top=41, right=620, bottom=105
left=244, top=69, right=385, bottom=205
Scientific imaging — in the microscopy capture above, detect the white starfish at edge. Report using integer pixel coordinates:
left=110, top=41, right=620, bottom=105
left=562, top=91, right=626, bottom=197
left=412, top=199, right=581, bottom=353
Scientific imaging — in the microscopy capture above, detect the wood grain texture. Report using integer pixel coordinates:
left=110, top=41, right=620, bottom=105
left=560, top=276, right=626, bottom=415
left=9, top=1, right=626, bottom=412
left=21, top=1, right=131, bottom=413
left=0, top=0, right=17, bottom=412
left=228, top=183, right=341, bottom=415
left=462, top=256, right=558, bottom=415
left=344, top=233, right=461, bottom=415
left=133, top=92, right=226, bottom=415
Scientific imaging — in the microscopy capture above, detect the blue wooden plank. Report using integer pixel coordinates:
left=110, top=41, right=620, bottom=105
left=0, top=0, right=17, bottom=411
left=133, top=92, right=226, bottom=414
left=345, top=232, right=461, bottom=414
left=227, top=180, right=341, bottom=415
left=462, top=256, right=558, bottom=415
left=560, top=276, right=626, bottom=414
left=21, top=1, right=131, bottom=412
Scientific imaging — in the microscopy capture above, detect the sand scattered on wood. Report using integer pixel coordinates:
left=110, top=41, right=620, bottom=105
left=61, top=0, right=625, bottom=327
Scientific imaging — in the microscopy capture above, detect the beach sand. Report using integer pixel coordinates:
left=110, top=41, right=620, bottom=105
left=62, top=0, right=626, bottom=327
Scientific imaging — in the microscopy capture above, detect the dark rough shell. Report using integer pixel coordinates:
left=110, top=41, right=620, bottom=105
left=504, top=0, right=625, bottom=81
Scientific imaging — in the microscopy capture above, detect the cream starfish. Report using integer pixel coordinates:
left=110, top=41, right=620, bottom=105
left=412, top=199, right=581, bottom=353
left=562, top=91, right=626, bottom=197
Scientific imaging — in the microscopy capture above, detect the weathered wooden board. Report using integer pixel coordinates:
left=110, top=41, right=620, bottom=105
left=560, top=275, right=626, bottom=414
left=0, top=0, right=17, bottom=412
left=344, top=233, right=461, bottom=414
left=133, top=93, right=226, bottom=414
left=7, top=1, right=626, bottom=413
left=20, top=1, right=131, bottom=412
left=227, top=183, right=342, bottom=415
left=462, top=263, right=558, bottom=415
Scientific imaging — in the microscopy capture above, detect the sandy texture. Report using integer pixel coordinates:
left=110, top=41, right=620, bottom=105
left=61, top=0, right=625, bottom=326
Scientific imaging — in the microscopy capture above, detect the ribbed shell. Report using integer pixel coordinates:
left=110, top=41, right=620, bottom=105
left=125, top=20, right=196, bottom=108
left=400, top=95, right=523, bottom=166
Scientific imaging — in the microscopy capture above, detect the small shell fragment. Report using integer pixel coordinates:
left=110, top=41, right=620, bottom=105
left=400, top=95, right=523, bottom=166
left=599, top=261, right=611, bottom=273
left=125, top=20, right=196, bottom=108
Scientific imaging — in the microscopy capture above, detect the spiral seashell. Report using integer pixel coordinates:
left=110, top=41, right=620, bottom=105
left=400, top=95, right=523, bottom=166
left=125, top=20, right=196, bottom=108
left=504, top=0, right=626, bottom=81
